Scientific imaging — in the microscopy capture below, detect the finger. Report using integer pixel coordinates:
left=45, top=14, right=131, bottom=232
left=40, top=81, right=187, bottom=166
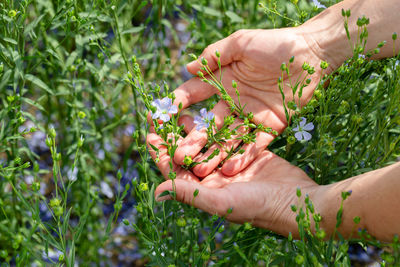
left=186, top=31, right=244, bottom=74
left=146, top=133, right=199, bottom=182
left=221, top=131, right=274, bottom=176
left=154, top=179, right=231, bottom=216
left=173, top=77, right=216, bottom=110
left=173, top=100, right=230, bottom=165
left=178, top=114, right=195, bottom=134
left=192, top=120, right=247, bottom=178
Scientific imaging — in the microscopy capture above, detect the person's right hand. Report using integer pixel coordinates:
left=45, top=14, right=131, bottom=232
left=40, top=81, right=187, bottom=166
left=173, top=28, right=333, bottom=177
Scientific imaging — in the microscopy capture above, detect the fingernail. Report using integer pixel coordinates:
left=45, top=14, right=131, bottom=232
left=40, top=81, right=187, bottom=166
left=156, top=195, right=173, bottom=202
left=186, top=61, right=197, bottom=69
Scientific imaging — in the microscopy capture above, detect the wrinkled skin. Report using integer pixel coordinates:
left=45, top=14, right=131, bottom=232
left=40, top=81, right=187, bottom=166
left=147, top=130, right=318, bottom=237
left=173, top=28, right=330, bottom=177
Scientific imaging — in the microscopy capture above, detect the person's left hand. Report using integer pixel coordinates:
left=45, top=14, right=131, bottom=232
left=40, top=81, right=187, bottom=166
left=147, top=131, right=319, bottom=237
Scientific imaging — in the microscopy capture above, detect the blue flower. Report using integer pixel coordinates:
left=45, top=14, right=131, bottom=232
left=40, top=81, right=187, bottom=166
left=151, top=97, right=178, bottom=122
left=312, top=0, right=326, bottom=9
left=194, top=108, right=214, bottom=131
left=293, top=117, right=314, bottom=141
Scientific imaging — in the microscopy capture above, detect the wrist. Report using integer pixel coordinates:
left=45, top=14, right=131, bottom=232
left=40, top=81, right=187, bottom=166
left=297, top=9, right=352, bottom=71
left=312, top=181, right=366, bottom=240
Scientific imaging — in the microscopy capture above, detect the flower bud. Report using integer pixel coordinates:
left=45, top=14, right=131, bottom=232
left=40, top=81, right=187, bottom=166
left=231, top=80, right=237, bottom=89
left=188, top=53, right=197, bottom=60
left=316, top=229, right=326, bottom=240
left=114, top=201, right=122, bottom=212
left=280, top=62, right=287, bottom=72
left=296, top=187, right=301, bottom=197
left=183, top=155, right=193, bottom=166
left=78, top=111, right=86, bottom=119
left=45, top=137, right=53, bottom=147
left=77, top=136, right=84, bottom=148
left=377, top=41, right=386, bottom=48
left=50, top=198, right=61, bottom=208
left=287, top=136, right=296, bottom=145
left=295, top=255, right=304, bottom=265
left=215, top=50, right=220, bottom=58
left=320, top=61, right=329, bottom=69
left=8, top=10, right=17, bottom=18
left=49, top=128, right=56, bottom=138
left=290, top=204, right=297, bottom=212
left=136, top=203, right=143, bottom=213
left=138, top=182, right=148, bottom=192
left=392, top=32, right=398, bottom=41
left=32, top=182, right=40, bottom=192
left=54, top=206, right=63, bottom=217
left=14, top=156, right=22, bottom=165
left=314, top=89, right=322, bottom=99
left=201, top=57, right=208, bottom=66
left=287, top=101, right=297, bottom=110
left=176, top=217, right=186, bottom=227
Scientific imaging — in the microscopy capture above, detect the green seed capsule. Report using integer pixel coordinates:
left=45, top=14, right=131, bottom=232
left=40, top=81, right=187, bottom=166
left=78, top=111, right=86, bottom=119
left=201, top=57, right=208, bottom=66
left=54, top=206, right=63, bottom=217
left=32, top=182, right=41, bottom=192
left=50, top=198, right=61, bottom=207
left=8, top=10, right=17, bottom=18
left=49, top=128, right=56, bottom=138
left=176, top=217, right=186, bottom=227
left=139, top=182, right=148, bottom=192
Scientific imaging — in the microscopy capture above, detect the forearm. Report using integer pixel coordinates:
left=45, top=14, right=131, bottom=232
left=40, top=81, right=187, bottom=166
left=299, top=0, right=400, bottom=70
left=312, top=162, right=400, bottom=242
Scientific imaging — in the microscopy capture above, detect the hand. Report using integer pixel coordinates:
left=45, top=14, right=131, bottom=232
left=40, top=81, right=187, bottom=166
left=147, top=132, right=319, bottom=237
left=173, top=28, right=331, bottom=177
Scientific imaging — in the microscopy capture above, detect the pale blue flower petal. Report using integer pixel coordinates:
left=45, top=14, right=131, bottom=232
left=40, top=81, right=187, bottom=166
left=196, top=123, right=206, bottom=131
left=193, top=116, right=202, bottom=124
left=294, top=131, right=303, bottom=141
left=299, top=117, right=306, bottom=127
left=302, top=131, right=312, bottom=141
left=168, top=105, right=178, bottom=114
left=312, top=0, right=326, bottom=8
left=152, top=99, right=161, bottom=109
left=200, top=108, right=207, bottom=117
left=206, top=112, right=214, bottom=121
left=152, top=111, right=161, bottom=119
left=160, top=97, right=171, bottom=108
left=303, top=122, right=314, bottom=131
left=160, top=113, right=170, bottom=122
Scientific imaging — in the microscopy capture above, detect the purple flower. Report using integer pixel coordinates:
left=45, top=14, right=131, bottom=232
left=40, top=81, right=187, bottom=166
left=312, top=0, right=326, bottom=9
left=194, top=108, right=214, bottom=131
left=151, top=97, right=178, bottom=122
left=293, top=117, right=314, bottom=141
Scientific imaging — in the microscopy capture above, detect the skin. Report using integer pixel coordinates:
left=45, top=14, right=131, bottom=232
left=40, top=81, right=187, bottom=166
left=148, top=0, right=400, bottom=241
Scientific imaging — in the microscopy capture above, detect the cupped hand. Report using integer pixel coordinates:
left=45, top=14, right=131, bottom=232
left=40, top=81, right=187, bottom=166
left=147, top=131, right=319, bottom=238
left=173, top=28, right=331, bottom=177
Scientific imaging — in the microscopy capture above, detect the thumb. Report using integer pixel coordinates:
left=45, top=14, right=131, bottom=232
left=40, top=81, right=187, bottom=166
left=186, top=31, right=243, bottom=75
left=155, top=179, right=231, bottom=216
